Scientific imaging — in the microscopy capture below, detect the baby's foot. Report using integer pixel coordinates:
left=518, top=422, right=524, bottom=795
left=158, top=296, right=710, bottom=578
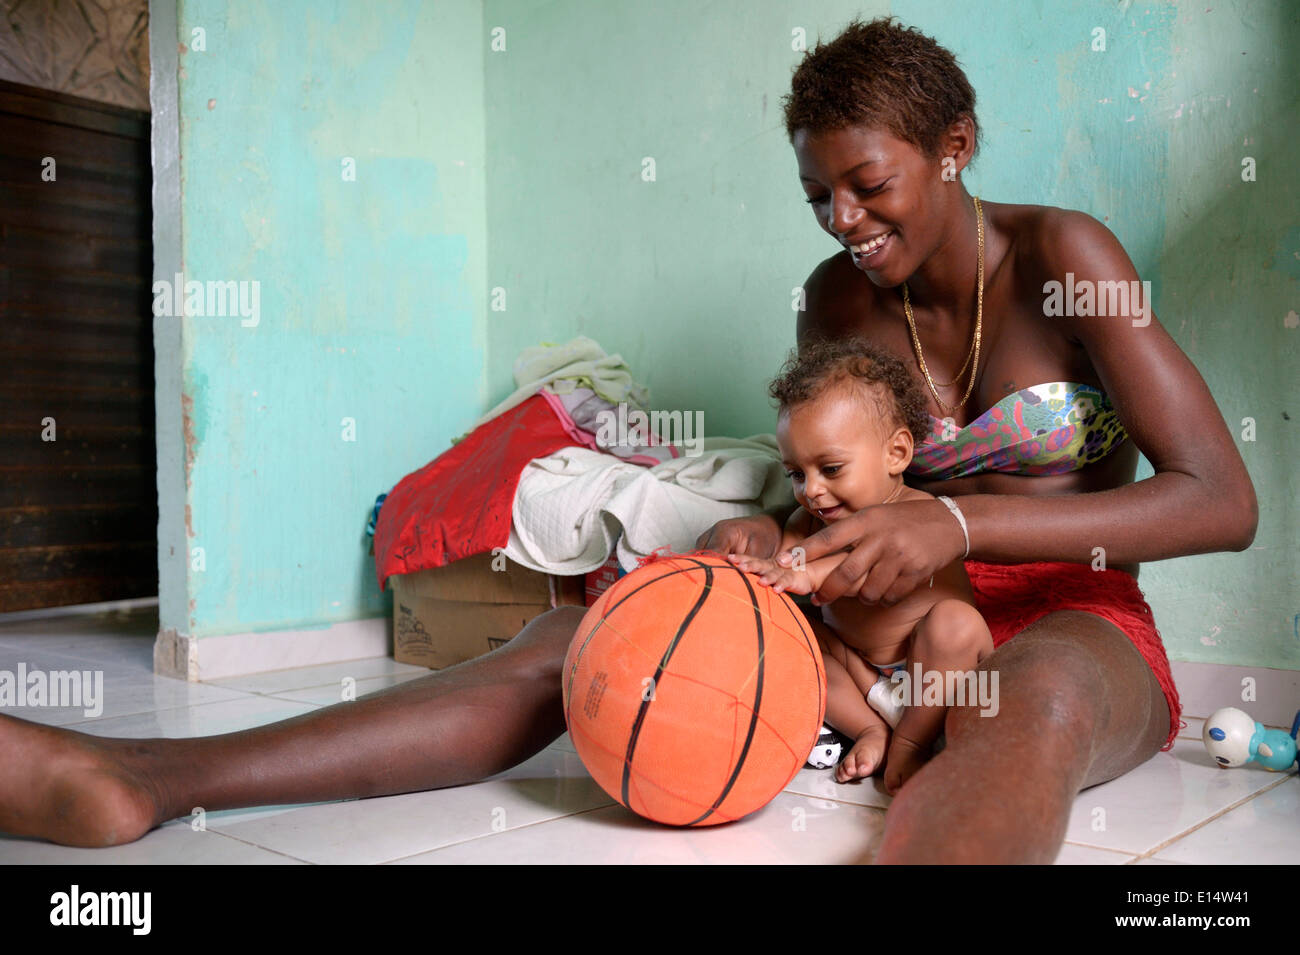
left=835, top=724, right=890, bottom=783
left=883, top=733, right=931, bottom=796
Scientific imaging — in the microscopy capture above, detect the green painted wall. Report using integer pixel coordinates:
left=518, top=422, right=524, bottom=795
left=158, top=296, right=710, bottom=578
left=481, top=0, right=1297, bottom=668
left=162, top=0, right=1296, bottom=670
left=165, top=0, right=487, bottom=637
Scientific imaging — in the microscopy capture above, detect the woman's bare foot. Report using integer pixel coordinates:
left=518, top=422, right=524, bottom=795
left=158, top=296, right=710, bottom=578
left=883, top=733, right=931, bottom=796
left=835, top=723, right=889, bottom=783
left=0, top=714, right=164, bottom=847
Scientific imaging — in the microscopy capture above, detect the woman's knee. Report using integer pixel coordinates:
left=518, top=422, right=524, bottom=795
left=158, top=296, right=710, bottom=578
left=499, top=605, right=587, bottom=679
left=941, top=630, right=1109, bottom=753
left=941, top=611, right=1164, bottom=768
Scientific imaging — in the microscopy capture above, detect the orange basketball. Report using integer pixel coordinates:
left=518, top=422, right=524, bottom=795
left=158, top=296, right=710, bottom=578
left=562, top=552, right=826, bottom=826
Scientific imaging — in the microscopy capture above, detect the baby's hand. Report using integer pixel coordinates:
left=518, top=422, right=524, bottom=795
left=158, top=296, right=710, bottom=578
left=726, top=553, right=815, bottom=595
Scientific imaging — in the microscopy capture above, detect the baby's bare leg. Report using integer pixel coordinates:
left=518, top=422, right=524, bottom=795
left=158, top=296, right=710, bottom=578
left=884, top=599, right=993, bottom=796
left=809, top=620, right=889, bottom=782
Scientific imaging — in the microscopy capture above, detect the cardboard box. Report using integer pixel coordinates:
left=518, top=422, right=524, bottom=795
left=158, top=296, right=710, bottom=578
left=391, top=553, right=587, bottom=669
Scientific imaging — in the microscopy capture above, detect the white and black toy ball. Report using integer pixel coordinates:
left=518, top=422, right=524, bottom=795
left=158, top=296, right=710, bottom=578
left=807, top=724, right=846, bottom=770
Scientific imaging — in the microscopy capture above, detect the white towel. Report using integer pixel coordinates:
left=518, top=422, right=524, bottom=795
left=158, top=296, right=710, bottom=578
left=505, top=436, right=795, bottom=575
left=471, top=336, right=651, bottom=430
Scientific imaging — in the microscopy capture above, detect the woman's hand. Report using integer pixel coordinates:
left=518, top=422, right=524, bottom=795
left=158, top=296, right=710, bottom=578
left=694, top=513, right=784, bottom=560
left=776, top=499, right=966, bottom=606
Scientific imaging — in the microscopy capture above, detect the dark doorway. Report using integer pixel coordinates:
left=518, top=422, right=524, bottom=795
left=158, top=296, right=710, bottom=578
left=0, top=78, right=157, bottom=611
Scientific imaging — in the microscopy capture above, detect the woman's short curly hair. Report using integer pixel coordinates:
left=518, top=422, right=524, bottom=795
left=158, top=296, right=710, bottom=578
left=769, top=337, right=931, bottom=445
left=781, top=16, right=980, bottom=165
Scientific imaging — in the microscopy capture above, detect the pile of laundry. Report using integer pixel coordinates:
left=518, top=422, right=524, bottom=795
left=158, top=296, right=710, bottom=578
left=371, top=337, right=792, bottom=590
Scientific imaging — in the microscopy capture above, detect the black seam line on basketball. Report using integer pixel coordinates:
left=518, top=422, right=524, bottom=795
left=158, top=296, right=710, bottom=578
left=683, top=561, right=765, bottom=826
left=620, top=560, right=718, bottom=810
left=613, top=557, right=768, bottom=824
left=564, top=562, right=725, bottom=707
left=574, top=557, right=771, bottom=815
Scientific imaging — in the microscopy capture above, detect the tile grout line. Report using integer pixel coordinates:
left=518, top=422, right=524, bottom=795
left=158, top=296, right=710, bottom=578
left=1059, top=840, right=1137, bottom=862
left=782, top=783, right=892, bottom=814
left=172, top=827, right=320, bottom=865
left=1121, top=771, right=1297, bottom=863
left=376, top=802, right=620, bottom=864
left=204, top=670, right=427, bottom=698
left=0, top=647, right=157, bottom=674
left=46, top=671, right=422, bottom=728
left=55, top=692, right=320, bottom=729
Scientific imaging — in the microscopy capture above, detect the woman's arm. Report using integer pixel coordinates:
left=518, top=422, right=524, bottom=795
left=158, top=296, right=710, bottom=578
left=958, top=209, right=1257, bottom=562
left=786, top=210, right=1258, bottom=603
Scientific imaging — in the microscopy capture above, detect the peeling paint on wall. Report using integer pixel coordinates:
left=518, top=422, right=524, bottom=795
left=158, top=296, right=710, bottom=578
left=170, top=0, right=487, bottom=638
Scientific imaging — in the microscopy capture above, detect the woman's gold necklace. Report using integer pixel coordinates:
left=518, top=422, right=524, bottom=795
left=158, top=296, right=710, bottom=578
left=903, top=195, right=984, bottom=415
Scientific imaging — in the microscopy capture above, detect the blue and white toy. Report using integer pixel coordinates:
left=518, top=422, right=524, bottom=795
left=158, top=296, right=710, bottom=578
left=1202, top=707, right=1300, bottom=772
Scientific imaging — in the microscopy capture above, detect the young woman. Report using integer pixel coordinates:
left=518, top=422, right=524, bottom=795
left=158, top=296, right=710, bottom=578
left=698, top=16, right=1255, bottom=862
left=0, top=17, right=1255, bottom=863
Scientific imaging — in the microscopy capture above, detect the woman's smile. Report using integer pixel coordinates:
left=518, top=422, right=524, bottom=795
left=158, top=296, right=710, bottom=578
left=849, top=229, right=896, bottom=270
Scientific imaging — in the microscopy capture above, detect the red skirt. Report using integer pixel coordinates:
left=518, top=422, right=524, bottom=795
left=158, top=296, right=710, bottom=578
left=964, top=559, right=1184, bottom=751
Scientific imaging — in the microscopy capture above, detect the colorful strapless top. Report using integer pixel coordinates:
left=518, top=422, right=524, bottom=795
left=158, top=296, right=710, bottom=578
left=906, top=382, right=1128, bottom=480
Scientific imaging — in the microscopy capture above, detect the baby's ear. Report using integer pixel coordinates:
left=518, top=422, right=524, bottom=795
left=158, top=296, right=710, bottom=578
left=885, top=425, right=914, bottom=474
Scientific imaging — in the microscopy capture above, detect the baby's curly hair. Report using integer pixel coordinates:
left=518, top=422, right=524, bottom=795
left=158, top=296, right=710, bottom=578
left=781, top=16, right=980, bottom=166
left=769, top=337, right=931, bottom=445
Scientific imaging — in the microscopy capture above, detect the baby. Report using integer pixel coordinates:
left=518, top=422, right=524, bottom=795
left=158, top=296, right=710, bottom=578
left=729, top=338, right=993, bottom=795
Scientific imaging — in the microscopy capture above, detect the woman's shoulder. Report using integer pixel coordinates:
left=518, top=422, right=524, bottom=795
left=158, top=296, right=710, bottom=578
left=986, top=199, right=1105, bottom=234
left=990, top=201, right=1127, bottom=276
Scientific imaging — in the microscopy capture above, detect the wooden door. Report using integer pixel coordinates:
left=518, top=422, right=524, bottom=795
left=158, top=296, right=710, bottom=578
left=0, top=78, right=156, bottom=611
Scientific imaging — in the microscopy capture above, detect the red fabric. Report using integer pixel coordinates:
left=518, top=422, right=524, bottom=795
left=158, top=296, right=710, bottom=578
left=964, top=559, right=1184, bottom=751
left=373, top=394, right=576, bottom=590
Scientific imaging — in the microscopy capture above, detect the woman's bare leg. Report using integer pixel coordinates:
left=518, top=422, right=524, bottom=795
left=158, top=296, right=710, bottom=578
left=0, top=605, right=587, bottom=848
left=872, top=610, right=1170, bottom=864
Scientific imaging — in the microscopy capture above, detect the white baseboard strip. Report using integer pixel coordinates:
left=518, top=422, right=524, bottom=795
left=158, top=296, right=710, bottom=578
left=1171, top=660, right=1300, bottom=728
left=154, top=617, right=389, bottom=682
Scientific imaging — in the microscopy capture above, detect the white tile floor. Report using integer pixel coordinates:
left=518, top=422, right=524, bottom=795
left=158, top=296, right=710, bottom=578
left=0, top=604, right=1295, bottom=864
